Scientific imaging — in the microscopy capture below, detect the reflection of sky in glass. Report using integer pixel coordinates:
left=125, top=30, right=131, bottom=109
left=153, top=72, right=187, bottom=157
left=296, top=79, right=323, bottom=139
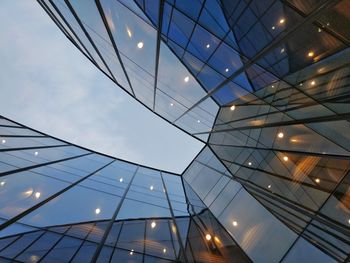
left=0, top=0, right=203, bottom=173
left=54, top=0, right=221, bottom=139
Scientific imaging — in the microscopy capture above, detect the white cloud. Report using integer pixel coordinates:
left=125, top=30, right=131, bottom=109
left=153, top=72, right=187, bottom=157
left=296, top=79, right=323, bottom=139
left=0, top=0, right=203, bottom=173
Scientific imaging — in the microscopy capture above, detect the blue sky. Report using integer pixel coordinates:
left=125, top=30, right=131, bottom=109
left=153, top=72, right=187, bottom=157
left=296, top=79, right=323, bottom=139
left=0, top=0, right=203, bottom=173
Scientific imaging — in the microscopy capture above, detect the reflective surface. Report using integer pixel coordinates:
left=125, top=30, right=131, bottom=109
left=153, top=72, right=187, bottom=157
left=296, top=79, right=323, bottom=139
left=9, top=0, right=350, bottom=261
left=0, top=116, right=249, bottom=262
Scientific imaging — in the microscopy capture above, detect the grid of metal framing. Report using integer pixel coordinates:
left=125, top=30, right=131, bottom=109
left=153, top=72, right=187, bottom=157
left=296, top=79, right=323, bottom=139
left=2, top=0, right=350, bottom=262
left=0, top=116, right=250, bottom=262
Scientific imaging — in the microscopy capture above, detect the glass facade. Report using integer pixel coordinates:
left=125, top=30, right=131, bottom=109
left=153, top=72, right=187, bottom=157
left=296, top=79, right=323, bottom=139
left=0, top=116, right=249, bottom=262
left=2, top=0, right=349, bottom=262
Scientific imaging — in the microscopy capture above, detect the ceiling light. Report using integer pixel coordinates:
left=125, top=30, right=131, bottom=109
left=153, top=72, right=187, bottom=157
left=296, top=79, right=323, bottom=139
left=126, top=27, right=132, bottom=38
left=163, top=248, right=167, bottom=254
left=184, top=76, right=189, bottom=82
left=151, top=221, right=156, bottom=228
left=277, top=132, right=284, bottom=138
left=197, top=120, right=200, bottom=123
left=318, top=28, right=322, bottom=33
left=315, top=178, right=320, bottom=183
left=299, top=83, right=303, bottom=86
left=348, top=219, right=350, bottom=224
left=95, top=208, right=101, bottom=215
left=34, top=151, right=39, bottom=156
left=34, top=192, right=41, bottom=199
left=119, top=178, right=123, bottom=183
left=25, top=189, right=33, bottom=196
left=248, top=162, right=252, bottom=166
left=206, top=44, right=210, bottom=48
left=308, top=51, right=314, bottom=57
left=290, top=139, right=298, bottom=142
left=279, top=18, right=285, bottom=24
left=283, top=156, right=288, bottom=162
left=271, top=85, right=275, bottom=88
left=1, top=139, right=5, bottom=144
left=230, top=105, right=235, bottom=111
left=311, top=80, right=315, bottom=86
left=0, top=181, right=5, bottom=186
left=150, top=185, right=154, bottom=191
left=272, top=26, right=275, bottom=30
left=225, top=68, right=229, bottom=72
left=205, top=234, right=212, bottom=241
left=170, top=103, right=174, bottom=106
left=129, top=249, right=134, bottom=255
left=280, top=48, right=285, bottom=53
left=232, top=221, right=238, bottom=226
left=268, top=184, right=271, bottom=189
left=137, top=41, right=144, bottom=49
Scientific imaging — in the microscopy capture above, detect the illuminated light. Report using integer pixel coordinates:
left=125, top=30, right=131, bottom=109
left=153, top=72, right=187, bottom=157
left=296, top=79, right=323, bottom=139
left=230, top=105, right=236, bottom=111
left=170, top=103, right=174, bottom=107
left=197, top=120, right=201, bottom=123
left=129, top=249, right=134, bottom=255
left=172, top=225, right=177, bottom=233
left=225, top=68, right=229, bottom=72
left=271, top=85, right=275, bottom=88
left=250, top=119, right=264, bottom=126
left=163, top=248, right=167, bottom=254
left=290, top=139, right=298, bottom=142
left=106, top=14, right=115, bottom=31
left=318, top=28, right=322, bottom=33
left=326, top=22, right=330, bottom=26
left=299, top=83, right=303, bottom=86
left=0, top=181, right=5, bottom=186
left=34, top=192, right=41, bottom=199
left=34, top=151, right=39, bottom=156
left=272, top=26, right=275, bottom=30
left=311, top=80, right=316, bottom=86
left=95, top=208, right=101, bottom=215
left=119, top=178, right=123, bottom=183
left=248, top=162, right=252, bottom=166
left=232, top=221, right=238, bottom=227
left=307, top=51, right=314, bottom=57
left=126, top=27, right=132, bottom=38
left=279, top=18, right=285, bottom=24
left=205, top=234, right=212, bottom=241
left=277, top=132, right=284, bottom=138
left=30, top=255, right=39, bottom=262
left=348, top=219, right=350, bottom=224
left=206, top=44, right=210, bottom=48
left=137, top=41, right=144, bottom=49
left=318, top=67, right=325, bottom=73
left=315, top=178, right=320, bottom=183
left=1, top=139, right=5, bottom=144
left=184, top=76, right=189, bottom=82
left=25, top=189, right=33, bottom=196
left=150, top=185, right=154, bottom=191
left=283, top=156, right=289, bottom=162
left=280, top=48, right=285, bottom=53
left=151, top=221, right=156, bottom=229
left=268, top=184, right=271, bottom=189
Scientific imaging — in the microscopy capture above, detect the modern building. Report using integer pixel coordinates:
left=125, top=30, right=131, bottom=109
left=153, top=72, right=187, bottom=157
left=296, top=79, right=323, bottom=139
left=1, top=0, right=349, bottom=262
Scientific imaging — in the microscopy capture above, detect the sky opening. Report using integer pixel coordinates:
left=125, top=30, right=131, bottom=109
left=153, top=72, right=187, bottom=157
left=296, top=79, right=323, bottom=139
left=0, top=0, right=204, bottom=174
